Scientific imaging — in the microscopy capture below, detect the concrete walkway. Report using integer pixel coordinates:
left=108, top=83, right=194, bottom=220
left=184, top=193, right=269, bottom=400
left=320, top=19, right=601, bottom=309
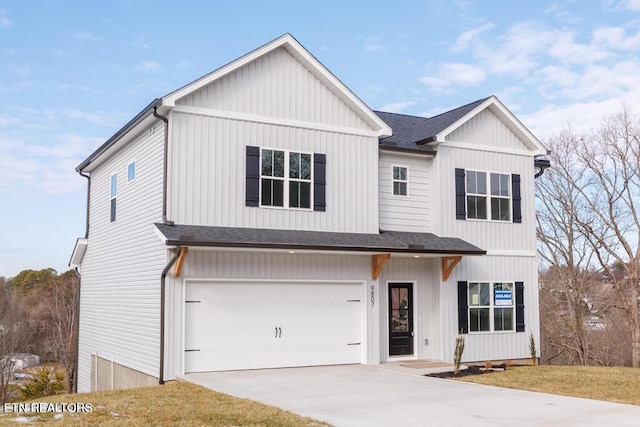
left=182, top=364, right=640, bottom=426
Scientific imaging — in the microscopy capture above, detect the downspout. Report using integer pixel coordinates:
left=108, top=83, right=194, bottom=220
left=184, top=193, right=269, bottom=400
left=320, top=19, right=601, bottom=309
left=152, top=106, right=174, bottom=226
left=79, top=171, right=91, bottom=238
left=73, top=267, right=81, bottom=393
left=159, top=245, right=182, bottom=385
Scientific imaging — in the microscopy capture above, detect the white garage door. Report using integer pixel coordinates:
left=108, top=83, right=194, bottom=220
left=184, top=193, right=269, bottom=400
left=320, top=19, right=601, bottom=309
left=184, top=281, right=365, bottom=373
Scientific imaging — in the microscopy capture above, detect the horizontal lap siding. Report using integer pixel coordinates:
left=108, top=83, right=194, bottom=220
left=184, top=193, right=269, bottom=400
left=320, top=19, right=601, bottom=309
left=378, top=153, right=430, bottom=232
left=176, top=47, right=370, bottom=131
left=168, top=112, right=379, bottom=232
left=77, top=125, right=166, bottom=392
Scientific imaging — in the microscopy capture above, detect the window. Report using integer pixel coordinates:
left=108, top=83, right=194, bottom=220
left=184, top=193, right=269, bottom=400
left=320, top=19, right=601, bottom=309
left=465, top=170, right=511, bottom=221
left=392, top=166, right=408, bottom=196
left=110, top=174, right=117, bottom=222
left=468, top=282, right=514, bottom=332
left=260, top=149, right=312, bottom=209
left=127, top=161, right=136, bottom=182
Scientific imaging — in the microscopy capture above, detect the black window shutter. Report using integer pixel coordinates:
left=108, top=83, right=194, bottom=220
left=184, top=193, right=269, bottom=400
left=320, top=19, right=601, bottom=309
left=512, top=174, right=522, bottom=223
left=457, top=281, right=469, bottom=334
left=515, top=281, right=525, bottom=332
left=245, top=146, right=260, bottom=207
left=455, top=168, right=466, bottom=220
left=313, top=153, right=326, bottom=212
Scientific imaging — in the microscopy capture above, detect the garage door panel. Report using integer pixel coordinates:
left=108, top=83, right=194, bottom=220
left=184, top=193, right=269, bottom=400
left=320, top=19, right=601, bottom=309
left=184, top=281, right=365, bottom=373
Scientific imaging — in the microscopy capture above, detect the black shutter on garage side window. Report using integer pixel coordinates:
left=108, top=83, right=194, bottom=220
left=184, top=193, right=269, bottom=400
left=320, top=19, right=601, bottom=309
left=313, top=153, right=326, bottom=212
left=457, top=281, right=469, bottom=334
left=515, top=281, right=525, bottom=332
left=512, top=174, right=522, bottom=223
left=246, top=146, right=260, bottom=207
left=455, top=168, right=466, bottom=220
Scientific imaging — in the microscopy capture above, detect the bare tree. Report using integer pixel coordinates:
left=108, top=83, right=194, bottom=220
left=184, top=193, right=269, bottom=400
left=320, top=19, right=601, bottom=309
left=536, top=106, right=640, bottom=367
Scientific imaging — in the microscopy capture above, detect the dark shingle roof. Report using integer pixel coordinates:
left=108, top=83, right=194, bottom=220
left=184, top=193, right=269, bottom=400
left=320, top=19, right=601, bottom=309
left=375, top=97, right=489, bottom=149
left=154, top=223, right=485, bottom=255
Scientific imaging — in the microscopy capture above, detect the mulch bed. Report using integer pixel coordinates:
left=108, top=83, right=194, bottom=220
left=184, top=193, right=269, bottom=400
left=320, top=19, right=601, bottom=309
left=426, top=364, right=511, bottom=379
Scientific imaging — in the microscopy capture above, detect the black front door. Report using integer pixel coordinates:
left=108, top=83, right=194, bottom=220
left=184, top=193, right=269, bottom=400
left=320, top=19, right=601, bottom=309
left=388, top=283, right=414, bottom=356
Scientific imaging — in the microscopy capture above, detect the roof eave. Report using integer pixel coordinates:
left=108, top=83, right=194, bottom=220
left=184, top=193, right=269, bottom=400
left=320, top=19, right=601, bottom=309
left=76, top=98, right=162, bottom=172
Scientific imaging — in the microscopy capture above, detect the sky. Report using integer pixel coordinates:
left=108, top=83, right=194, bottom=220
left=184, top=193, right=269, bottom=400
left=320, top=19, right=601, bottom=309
left=1, top=0, right=640, bottom=278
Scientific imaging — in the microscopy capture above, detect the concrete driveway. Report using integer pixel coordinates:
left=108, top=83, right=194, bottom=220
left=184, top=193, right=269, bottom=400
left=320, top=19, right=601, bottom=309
left=182, top=364, right=640, bottom=426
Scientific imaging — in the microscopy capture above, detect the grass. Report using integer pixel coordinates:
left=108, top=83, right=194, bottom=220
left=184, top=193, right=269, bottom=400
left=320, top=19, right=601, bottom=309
left=456, top=365, right=640, bottom=406
left=0, top=381, right=331, bottom=426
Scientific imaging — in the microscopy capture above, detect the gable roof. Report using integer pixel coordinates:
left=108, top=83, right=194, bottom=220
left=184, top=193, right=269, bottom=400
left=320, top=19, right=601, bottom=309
left=376, top=96, right=547, bottom=156
left=77, top=34, right=392, bottom=172
left=162, top=33, right=391, bottom=137
left=154, top=223, right=485, bottom=256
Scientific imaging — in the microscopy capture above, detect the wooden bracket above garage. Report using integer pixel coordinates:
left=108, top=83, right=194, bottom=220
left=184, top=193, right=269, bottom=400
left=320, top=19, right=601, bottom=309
left=174, top=247, right=189, bottom=277
left=441, top=256, right=462, bottom=281
left=372, top=253, right=390, bottom=280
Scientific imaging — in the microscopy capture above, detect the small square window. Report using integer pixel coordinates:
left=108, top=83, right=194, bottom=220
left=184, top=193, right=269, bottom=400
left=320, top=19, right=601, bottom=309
left=127, top=162, right=136, bottom=182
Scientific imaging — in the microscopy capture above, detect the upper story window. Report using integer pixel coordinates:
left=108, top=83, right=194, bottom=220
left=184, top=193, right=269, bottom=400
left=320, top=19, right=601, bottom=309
left=110, top=174, right=117, bottom=222
left=455, top=168, right=521, bottom=223
left=392, top=166, right=408, bottom=196
left=127, top=161, right=136, bottom=183
left=260, top=149, right=312, bottom=209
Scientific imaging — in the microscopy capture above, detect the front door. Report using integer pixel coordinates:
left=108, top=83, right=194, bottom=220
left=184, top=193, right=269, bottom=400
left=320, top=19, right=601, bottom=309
left=388, top=283, right=414, bottom=356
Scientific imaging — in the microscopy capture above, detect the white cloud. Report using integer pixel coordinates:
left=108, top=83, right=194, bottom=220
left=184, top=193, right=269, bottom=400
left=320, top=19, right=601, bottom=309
left=0, top=9, right=11, bottom=29
left=362, top=35, right=384, bottom=52
left=74, top=32, right=101, bottom=42
left=136, top=61, right=164, bottom=73
left=608, top=0, right=640, bottom=11
left=0, top=133, right=100, bottom=197
left=419, top=62, right=485, bottom=92
left=452, top=23, right=495, bottom=52
left=380, top=100, right=417, bottom=113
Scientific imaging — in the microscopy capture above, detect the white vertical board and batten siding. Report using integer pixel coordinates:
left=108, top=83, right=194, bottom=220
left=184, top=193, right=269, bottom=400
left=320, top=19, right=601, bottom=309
left=378, top=152, right=431, bottom=232
left=440, top=255, right=539, bottom=362
left=77, top=125, right=166, bottom=393
left=377, top=258, right=440, bottom=362
left=163, top=251, right=379, bottom=380
left=176, top=47, right=370, bottom=131
left=168, top=103, right=380, bottom=232
left=432, top=108, right=540, bottom=363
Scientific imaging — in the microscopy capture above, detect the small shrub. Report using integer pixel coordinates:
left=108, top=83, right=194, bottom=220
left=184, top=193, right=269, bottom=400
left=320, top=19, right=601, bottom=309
left=504, top=360, right=513, bottom=370
left=484, top=361, right=492, bottom=371
left=453, top=334, right=465, bottom=375
left=529, top=332, right=537, bottom=366
left=20, top=366, right=65, bottom=400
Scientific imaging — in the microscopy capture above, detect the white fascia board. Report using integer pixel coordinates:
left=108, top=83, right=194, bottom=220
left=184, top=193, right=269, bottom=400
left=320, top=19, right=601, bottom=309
left=172, top=105, right=382, bottom=138
left=435, top=96, right=548, bottom=156
left=69, top=238, right=88, bottom=268
left=153, top=224, right=169, bottom=244
left=162, top=34, right=392, bottom=138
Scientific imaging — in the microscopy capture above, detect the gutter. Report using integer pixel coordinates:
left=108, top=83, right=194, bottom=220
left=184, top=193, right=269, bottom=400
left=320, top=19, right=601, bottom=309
left=159, top=245, right=182, bottom=385
left=152, top=106, right=175, bottom=226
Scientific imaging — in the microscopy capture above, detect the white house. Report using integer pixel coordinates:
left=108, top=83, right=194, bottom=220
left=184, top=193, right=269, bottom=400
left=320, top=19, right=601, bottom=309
left=70, top=34, right=549, bottom=392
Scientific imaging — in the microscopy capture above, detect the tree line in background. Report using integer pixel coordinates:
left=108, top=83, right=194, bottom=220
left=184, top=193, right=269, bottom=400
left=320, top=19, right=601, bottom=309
left=0, top=269, right=79, bottom=403
left=536, top=105, right=640, bottom=368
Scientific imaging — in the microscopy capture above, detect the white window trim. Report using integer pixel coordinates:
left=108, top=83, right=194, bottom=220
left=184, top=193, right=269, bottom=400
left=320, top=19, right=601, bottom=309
left=127, top=160, right=136, bottom=184
left=467, top=281, right=515, bottom=334
left=391, top=165, right=409, bottom=197
left=258, top=147, right=314, bottom=211
left=465, top=169, right=512, bottom=223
